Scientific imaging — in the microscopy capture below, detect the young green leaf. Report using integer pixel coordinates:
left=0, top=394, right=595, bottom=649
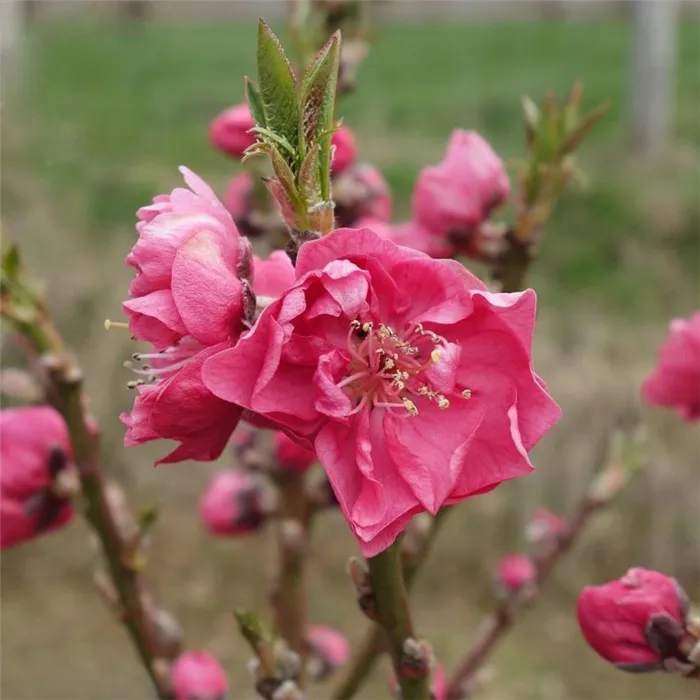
left=245, top=76, right=267, bottom=129
left=257, top=19, right=300, bottom=152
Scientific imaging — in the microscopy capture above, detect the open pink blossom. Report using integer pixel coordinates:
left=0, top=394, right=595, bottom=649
left=203, top=227, right=560, bottom=556
left=642, top=311, right=700, bottom=421
left=577, top=568, right=688, bottom=672
left=275, top=432, right=317, bottom=472
left=253, top=251, right=295, bottom=300
left=356, top=217, right=455, bottom=259
left=306, top=624, right=350, bottom=681
left=413, top=130, right=510, bottom=237
left=209, top=102, right=257, bottom=159
left=171, top=651, right=228, bottom=700
left=1, top=406, right=75, bottom=550
left=331, top=125, right=358, bottom=175
left=199, top=470, right=266, bottom=537
left=334, top=164, right=393, bottom=228
left=496, top=553, right=537, bottom=594
left=121, top=167, right=250, bottom=464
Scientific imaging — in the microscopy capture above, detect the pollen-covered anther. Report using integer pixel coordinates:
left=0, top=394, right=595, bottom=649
left=437, top=395, right=450, bottom=409
left=430, top=349, right=441, bottom=363
left=461, top=389, right=472, bottom=400
left=402, top=398, right=418, bottom=416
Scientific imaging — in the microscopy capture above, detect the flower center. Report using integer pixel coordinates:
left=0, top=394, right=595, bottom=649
left=340, top=320, right=469, bottom=417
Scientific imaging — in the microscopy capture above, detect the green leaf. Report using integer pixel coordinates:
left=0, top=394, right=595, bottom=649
left=521, top=95, right=540, bottom=151
left=558, top=102, right=609, bottom=157
left=1, top=245, right=21, bottom=280
left=300, top=31, right=341, bottom=201
left=257, top=19, right=300, bottom=153
left=268, top=144, right=307, bottom=227
left=298, top=142, right=321, bottom=204
left=245, top=77, right=267, bottom=129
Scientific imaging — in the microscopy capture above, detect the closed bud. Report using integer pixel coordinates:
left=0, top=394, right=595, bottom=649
left=171, top=651, right=228, bottom=700
left=274, top=432, right=317, bottom=473
left=199, top=471, right=268, bottom=538
left=347, top=557, right=376, bottom=620
left=153, top=606, right=184, bottom=661
left=525, top=508, right=565, bottom=547
left=577, top=567, right=692, bottom=673
left=495, top=553, right=537, bottom=600
left=333, top=163, right=393, bottom=228
left=390, top=660, right=446, bottom=700
left=305, top=624, right=350, bottom=681
left=0, top=406, right=76, bottom=550
left=210, top=102, right=257, bottom=160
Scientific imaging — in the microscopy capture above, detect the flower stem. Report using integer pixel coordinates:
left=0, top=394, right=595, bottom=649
left=366, top=541, right=431, bottom=700
left=273, top=469, right=310, bottom=687
left=332, top=509, right=450, bottom=700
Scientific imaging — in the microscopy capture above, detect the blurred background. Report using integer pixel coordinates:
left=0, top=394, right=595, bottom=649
left=1, top=1, right=699, bottom=698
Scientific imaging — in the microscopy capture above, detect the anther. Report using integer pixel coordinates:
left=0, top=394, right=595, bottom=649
left=127, top=380, right=145, bottom=389
left=402, top=398, right=418, bottom=416
left=361, top=321, right=373, bottom=333
left=461, top=389, right=472, bottom=400
left=430, top=349, right=441, bottom=363
left=104, top=319, right=129, bottom=331
left=437, top=395, right=450, bottom=409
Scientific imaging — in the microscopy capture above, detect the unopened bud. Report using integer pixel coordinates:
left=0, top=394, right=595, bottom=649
left=399, top=637, right=430, bottom=680
left=305, top=624, right=350, bottom=681
left=171, top=651, right=228, bottom=700
left=525, top=508, right=565, bottom=547
left=495, top=553, right=537, bottom=602
left=274, top=432, right=317, bottom=473
left=347, top=557, right=376, bottom=620
left=279, top=518, right=306, bottom=554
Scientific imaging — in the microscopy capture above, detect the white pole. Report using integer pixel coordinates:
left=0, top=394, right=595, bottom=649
left=0, top=0, right=24, bottom=96
left=629, top=0, right=679, bottom=158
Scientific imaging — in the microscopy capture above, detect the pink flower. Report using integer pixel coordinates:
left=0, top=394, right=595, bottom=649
left=171, top=651, right=228, bottom=700
left=413, top=130, right=510, bottom=237
left=202, top=227, right=561, bottom=556
left=495, top=553, right=537, bottom=594
left=331, top=125, right=358, bottom=175
left=525, top=508, right=565, bottom=545
left=209, top=102, right=257, bottom=159
left=642, top=311, right=700, bottom=421
left=253, top=251, right=295, bottom=300
left=333, top=164, right=393, bottom=228
left=223, top=172, right=252, bottom=222
left=577, top=568, right=688, bottom=672
left=306, top=624, right=350, bottom=681
left=275, top=432, right=317, bottom=472
left=199, top=470, right=266, bottom=537
left=357, top=218, right=455, bottom=259
left=121, top=167, right=250, bottom=464
left=0, top=406, right=75, bottom=550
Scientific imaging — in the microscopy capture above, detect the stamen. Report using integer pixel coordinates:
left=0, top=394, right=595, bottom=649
left=127, top=380, right=145, bottom=389
left=337, top=371, right=371, bottom=390
left=437, top=395, right=450, bottom=409
left=430, top=349, right=442, bottom=363
left=461, top=389, right=472, bottom=400
left=402, top=398, right=418, bottom=416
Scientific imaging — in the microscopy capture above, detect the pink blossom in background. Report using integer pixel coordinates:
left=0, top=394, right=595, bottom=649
left=496, top=553, right=536, bottom=594
left=203, top=227, right=561, bottom=556
left=413, top=130, right=510, bottom=237
left=331, top=125, right=358, bottom=175
left=306, top=624, right=350, bottom=680
left=253, top=251, right=295, bottom=300
left=171, top=651, right=228, bottom=700
left=642, top=311, right=700, bottom=421
left=121, top=167, right=249, bottom=464
left=209, top=102, right=257, bottom=159
left=356, top=217, right=456, bottom=259
left=275, top=432, right=317, bottom=472
left=0, top=406, right=75, bottom=550
left=223, top=172, right=252, bottom=222
left=199, top=470, right=265, bottom=537
left=577, top=567, right=687, bottom=671
left=333, top=163, right=393, bottom=228
left=525, top=508, right=565, bottom=545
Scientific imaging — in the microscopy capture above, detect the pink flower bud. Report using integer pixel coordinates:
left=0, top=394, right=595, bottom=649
left=209, top=102, right=257, bottom=159
left=274, top=432, right=316, bottom=472
left=199, top=471, right=265, bottom=537
left=525, top=508, right=565, bottom=545
left=223, top=172, right=253, bottom=224
left=305, top=624, right=350, bottom=681
left=495, top=553, right=536, bottom=595
left=0, top=406, right=75, bottom=550
left=577, top=567, right=689, bottom=672
left=171, top=651, right=228, bottom=700
left=642, top=311, right=700, bottom=422
left=389, top=662, right=447, bottom=700
left=333, top=163, right=393, bottom=228
left=413, top=130, right=509, bottom=237
left=331, top=126, right=357, bottom=175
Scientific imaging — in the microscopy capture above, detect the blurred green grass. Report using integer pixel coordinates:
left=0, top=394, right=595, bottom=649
left=1, top=18, right=699, bottom=700
left=3, top=20, right=699, bottom=318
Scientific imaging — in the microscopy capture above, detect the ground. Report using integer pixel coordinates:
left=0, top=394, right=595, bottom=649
left=1, top=18, right=698, bottom=700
